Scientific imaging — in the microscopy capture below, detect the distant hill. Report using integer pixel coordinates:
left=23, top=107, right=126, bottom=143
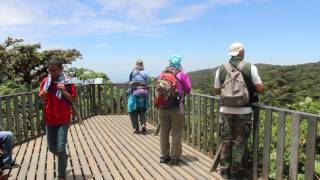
left=187, top=61, right=320, bottom=107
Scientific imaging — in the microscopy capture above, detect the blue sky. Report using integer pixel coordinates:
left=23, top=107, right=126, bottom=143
left=1, top=0, right=319, bottom=82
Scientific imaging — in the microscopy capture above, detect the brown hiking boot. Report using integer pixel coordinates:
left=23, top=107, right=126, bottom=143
left=160, top=156, right=171, bottom=163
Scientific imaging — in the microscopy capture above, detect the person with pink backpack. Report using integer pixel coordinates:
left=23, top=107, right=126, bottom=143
left=155, top=55, right=191, bottom=165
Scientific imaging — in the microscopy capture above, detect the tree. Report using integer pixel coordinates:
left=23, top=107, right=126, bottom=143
left=0, top=37, right=82, bottom=89
left=66, top=67, right=109, bottom=83
left=33, top=49, right=82, bottom=85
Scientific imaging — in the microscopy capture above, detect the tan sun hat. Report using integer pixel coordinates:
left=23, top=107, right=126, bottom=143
left=229, top=42, right=244, bottom=56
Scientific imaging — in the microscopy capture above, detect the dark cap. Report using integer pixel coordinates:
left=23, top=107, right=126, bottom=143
left=48, top=57, right=65, bottom=65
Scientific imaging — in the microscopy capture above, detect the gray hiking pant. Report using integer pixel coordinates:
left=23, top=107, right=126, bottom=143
left=159, top=108, right=185, bottom=159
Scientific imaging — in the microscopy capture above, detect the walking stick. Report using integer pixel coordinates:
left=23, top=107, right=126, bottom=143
left=210, top=143, right=222, bottom=172
left=154, top=122, right=160, bottom=136
left=210, top=108, right=222, bottom=172
left=71, top=102, right=83, bottom=124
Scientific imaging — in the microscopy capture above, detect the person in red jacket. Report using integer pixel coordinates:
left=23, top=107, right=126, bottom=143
left=38, top=57, right=76, bottom=180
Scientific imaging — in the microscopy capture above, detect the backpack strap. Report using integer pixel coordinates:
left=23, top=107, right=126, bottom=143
left=237, top=61, right=246, bottom=71
left=130, top=70, right=147, bottom=82
left=132, top=71, right=141, bottom=80
left=223, top=62, right=233, bottom=73
left=129, top=71, right=134, bottom=81
left=164, top=67, right=183, bottom=85
left=228, top=61, right=247, bottom=72
left=173, top=70, right=183, bottom=85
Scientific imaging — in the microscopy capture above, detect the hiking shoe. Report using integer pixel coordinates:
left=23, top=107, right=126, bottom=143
left=220, top=169, right=231, bottom=180
left=141, top=127, right=147, bottom=134
left=160, top=156, right=170, bottom=163
left=1, top=162, right=20, bottom=169
left=221, top=173, right=230, bottom=180
left=170, top=158, right=180, bottom=165
left=133, top=129, right=140, bottom=134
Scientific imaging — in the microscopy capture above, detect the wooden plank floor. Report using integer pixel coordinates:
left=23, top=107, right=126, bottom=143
left=4, top=115, right=221, bottom=180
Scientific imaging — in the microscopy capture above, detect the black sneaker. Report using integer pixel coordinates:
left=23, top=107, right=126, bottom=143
left=141, top=127, right=147, bottom=134
left=160, top=156, right=170, bottom=163
left=1, top=162, right=20, bottom=169
left=58, top=176, right=66, bottom=180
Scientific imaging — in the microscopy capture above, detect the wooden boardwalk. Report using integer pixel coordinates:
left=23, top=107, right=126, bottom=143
left=3, top=115, right=221, bottom=180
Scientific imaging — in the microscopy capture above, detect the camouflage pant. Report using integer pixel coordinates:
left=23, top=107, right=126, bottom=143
left=220, top=113, right=252, bottom=175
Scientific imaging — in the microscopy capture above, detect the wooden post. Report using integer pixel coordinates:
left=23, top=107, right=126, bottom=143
left=252, top=106, right=260, bottom=180
left=288, top=113, right=301, bottom=180
left=262, top=109, right=272, bottom=179
left=275, top=111, right=286, bottom=180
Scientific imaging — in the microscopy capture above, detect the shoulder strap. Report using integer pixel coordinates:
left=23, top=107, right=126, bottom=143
left=129, top=71, right=133, bottom=81
left=237, top=61, right=246, bottom=71
left=163, top=67, right=182, bottom=84
left=174, top=72, right=183, bottom=86
left=140, top=72, right=147, bottom=81
left=130, top=71, right=142, bottom=81
left=223, top=62, right=233, bottom=73
left=229, top=61, right=247, bottom=73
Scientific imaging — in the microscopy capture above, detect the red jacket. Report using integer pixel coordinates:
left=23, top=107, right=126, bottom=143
left=39, top=77, right=76, bottom=125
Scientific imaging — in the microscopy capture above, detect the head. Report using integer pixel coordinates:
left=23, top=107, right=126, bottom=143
left=168, top=55, right=182, bottom=69
left=229, top=42, right=245, bottom=59
left=47, top=57, right=64, bottom=80
left=134, top=59, right=144, bottom=70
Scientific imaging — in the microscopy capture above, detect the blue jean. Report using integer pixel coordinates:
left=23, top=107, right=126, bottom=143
left=46, top=124, right=69, bottom=178
left=0, top=131, right=13, bottom=165
left=129, top=110, right=146, bottom=129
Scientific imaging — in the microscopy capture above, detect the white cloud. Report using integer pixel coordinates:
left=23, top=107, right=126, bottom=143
left=41, top=0, right=97, bottom=26
left=0, top=0, right=247, bottom=40
left=156, top=0, right=243, bottom=25
left=97, top=0, right=172, bottom=22
left=86, top=20, right=138, bottom=34
left=0, top=0, right=39, bottom=26
left=0, top=0, right=96, bottom=26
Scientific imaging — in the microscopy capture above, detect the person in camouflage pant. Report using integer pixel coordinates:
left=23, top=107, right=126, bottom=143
left=214, top=42, right=264, bottom=179
left=220, top=113, right=252, bottom=175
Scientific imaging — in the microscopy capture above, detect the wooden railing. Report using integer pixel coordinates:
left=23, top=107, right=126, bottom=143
left=252, top=105, right=320, bottom=180
left=0, top=84, right=129, bottom=143
left=0, top=92, right=43, bottom=143
left=147, top=92, right=320, bottom=180
left=0, top=84, right=319, bottom=179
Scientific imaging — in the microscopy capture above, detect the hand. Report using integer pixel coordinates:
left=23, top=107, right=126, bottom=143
left=38, top=90, right=47, bottom=100
left=57, top=83, right=66, bottom=92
